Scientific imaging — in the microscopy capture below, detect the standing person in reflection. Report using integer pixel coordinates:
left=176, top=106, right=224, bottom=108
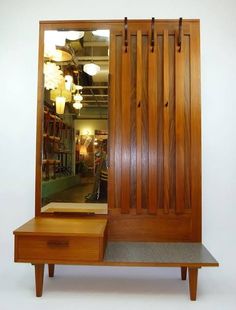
left=85, top=139, right=108, bottom=202
left=99, top=139, right=108, bottom=201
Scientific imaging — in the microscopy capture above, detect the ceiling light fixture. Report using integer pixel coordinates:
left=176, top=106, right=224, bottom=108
left=65, top=75, right=73, bottom=91
left=50, top=46, right=72, bottom=62
left=74, top=93, right=83, bottom=102
left=73, top=85, right=83, bottom=114
left=44, top=31, right=66, bottom=47
left=66, top=31, right=84, bottom=41
left=73, top=102, right=83, bottom=110
left=43, top=62, right=63, bottom=90
left=92, top=30, right=110, bottom=38
left=83, top=63, right=100, bottom=76
left=55, top=96, right=66, bottom=114
left=83, top=46, right=100, bottom=76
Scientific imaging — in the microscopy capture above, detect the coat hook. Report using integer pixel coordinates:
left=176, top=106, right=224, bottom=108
left=124, top=17, right=128, bottom=53
left=178, top=17, right=183, bottom=52
left=151, top=17, right=155, bottom=52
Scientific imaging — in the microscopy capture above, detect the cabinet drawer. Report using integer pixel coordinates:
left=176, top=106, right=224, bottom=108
left=15, top=235, right=104, bottom=262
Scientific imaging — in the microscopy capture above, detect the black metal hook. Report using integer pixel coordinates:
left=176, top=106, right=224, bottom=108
left=151, top=17, right=155, bottom=52
left=124, top=17, right=128, bottom=53
left=178, top=17, right=183, bottom=52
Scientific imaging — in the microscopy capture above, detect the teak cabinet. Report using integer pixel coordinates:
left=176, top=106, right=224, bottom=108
left=14, top=19, right=218, bottom=301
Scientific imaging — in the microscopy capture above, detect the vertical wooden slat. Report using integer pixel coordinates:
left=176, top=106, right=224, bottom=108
left=130, top=35, right=137, bottom=211
left=114, top=35, right=123, bottom=210
left=175, top=30, right=185, bottom=214
left=184, top=35, right=191, bottom=210
left=108, top=32, right=116, bottom=209
left=190, top=23, right=202, bottom=241
left=141, top=35, right=149, bottom=211
left=148, top=28, right=158, bottom=214
left=163, top=29, right=170, bottom=214
left=121, top=33, right=131, bottom=214
left=168, top=35, right=176, bottom=211
left=136, top=30, right=142, bottom=214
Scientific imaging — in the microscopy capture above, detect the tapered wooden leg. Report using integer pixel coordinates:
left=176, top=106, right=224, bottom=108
left=181, top=267, right=187, bottom=280
left=35, top=264, right=45, bottom=297
left=188, top=268, right=198, bottom=301
left=48, top=264, right=55, bottom=277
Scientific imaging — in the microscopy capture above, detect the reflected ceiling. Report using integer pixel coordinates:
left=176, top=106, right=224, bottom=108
left=44, top=30, right=109, bottom=119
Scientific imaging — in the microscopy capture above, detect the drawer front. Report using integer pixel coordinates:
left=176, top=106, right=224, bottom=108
left=15, top=235, right=103, bottom=262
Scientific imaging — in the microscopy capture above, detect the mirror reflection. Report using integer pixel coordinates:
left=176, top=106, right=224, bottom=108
left=41, top=29, right=109, bottom=213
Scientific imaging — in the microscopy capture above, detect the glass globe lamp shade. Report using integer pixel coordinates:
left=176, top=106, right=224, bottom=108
left=73, top=93, right=83, bottom=102
left=73, top=102, right=83, bottom=110
left=55, top=96, right=66, bottom=114
left=92, top=30, right=110, bottom=38
left=66, top=31, right=84, bottom=40
left=65, top=75, right=73, bottom=91
left=83, top=63, right=100, bottom=76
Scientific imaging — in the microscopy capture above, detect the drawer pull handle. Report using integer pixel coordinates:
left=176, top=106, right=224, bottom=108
left=47, top=240, right=69, bottom=248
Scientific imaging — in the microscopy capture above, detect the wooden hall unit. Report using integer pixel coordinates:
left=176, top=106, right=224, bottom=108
left=13, top=18, right=219, bottom=300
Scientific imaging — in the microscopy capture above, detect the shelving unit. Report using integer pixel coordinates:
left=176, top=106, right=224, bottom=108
left=42, top=108, right=74, bottom=180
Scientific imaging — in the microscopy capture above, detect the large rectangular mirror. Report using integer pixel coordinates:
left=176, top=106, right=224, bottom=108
left=39, top=27, right=110, bottom=214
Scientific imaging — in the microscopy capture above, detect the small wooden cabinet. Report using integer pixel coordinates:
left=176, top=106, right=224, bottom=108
left=14, top=218, right=108, bottom=264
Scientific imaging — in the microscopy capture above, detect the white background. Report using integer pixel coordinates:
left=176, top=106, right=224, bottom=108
left=0, top=0, right=236, bottom=309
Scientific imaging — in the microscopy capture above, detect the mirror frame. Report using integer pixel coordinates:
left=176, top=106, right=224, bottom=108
left=35, top=20, right=123, bottom=216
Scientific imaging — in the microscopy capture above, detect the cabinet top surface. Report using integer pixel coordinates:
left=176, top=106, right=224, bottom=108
left=14, top=217, right=107, bottom=237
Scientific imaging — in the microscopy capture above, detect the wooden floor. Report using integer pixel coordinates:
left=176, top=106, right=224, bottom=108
left=45, top=180, right=93, bottom=204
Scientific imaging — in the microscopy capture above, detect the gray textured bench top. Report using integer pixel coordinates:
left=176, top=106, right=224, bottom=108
left=104, top=242, right=219, bottom=267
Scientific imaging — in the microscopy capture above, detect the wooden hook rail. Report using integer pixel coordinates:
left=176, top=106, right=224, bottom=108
left=178, top=17, right=183, bottom=52
left=124, top=17, right=128, bottom=53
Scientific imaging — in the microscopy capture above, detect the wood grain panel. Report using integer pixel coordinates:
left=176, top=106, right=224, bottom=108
left=39, top=20, right=194, bottom=35
left=148, top=30, right=158, bottom=214
left=141, top=35, right=149, bottom=211
left=35, top=27, right=44, bottom=216
left=114, top=34, right=122, bottom=209
left=16, top=235, right=103, bottom=262
left=157, top=35, right=164, bottom=210
left=184, top=35, right=191, bottom=210
left=108, top=209, right=192, bottom=241
left=108, top=32, right=116, bottom=210
left=130, top=35, right=137, bottom=210
left=190, top=23, right=201, bottom=241
left=136, top=30, right=142, bottom=214
left=121, top=32, right=131, bottom=213
left=175, top=31, right=185, bottom=214
left=168, top=35, right=176, bottom=210
left=163, top=29, right=170, bottom=214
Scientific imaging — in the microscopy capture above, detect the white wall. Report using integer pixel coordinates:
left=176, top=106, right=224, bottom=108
left=0, top=0, right=236, bottom=308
